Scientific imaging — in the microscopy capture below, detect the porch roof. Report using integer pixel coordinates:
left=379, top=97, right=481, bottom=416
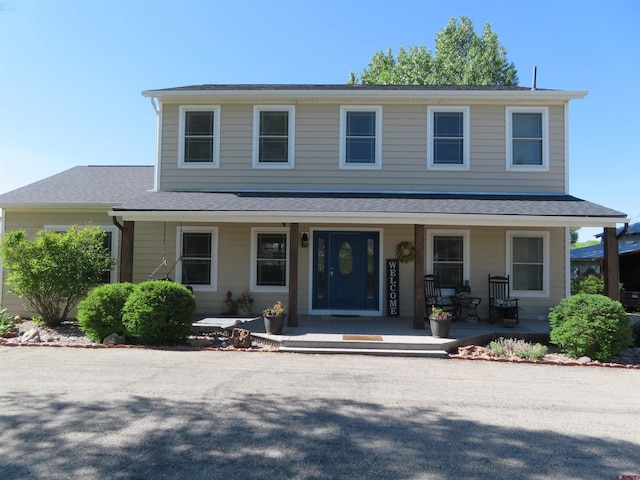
left=110, top=190, right=627, bottom=228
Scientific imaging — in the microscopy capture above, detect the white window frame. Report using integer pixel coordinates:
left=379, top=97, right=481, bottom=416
left=427, top=106, right=470, bottom=170
left=506, top=230, right=549, bottom=297
left=339, top=105, right=382, bottom=169
left=252, top=105, right=295, bottom=168
left=44, top=225, right=119, bottom=283
left=178, top=105, right=221, bottom=168
left=426, top=229, right=470, bottom=289
left=505, top=106, right=549, bottom=171
left=175, top=226, right=218, bottom=292
left=250, top=227, right=290, bottom=293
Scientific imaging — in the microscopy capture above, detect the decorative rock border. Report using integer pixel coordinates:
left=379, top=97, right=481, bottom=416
left=450, top=348, right=640, bottom=369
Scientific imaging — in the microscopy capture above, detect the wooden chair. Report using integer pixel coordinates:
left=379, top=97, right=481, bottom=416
left=488, top=274, right=519, bottom=324
left=424, top=274, right=458, bottom=321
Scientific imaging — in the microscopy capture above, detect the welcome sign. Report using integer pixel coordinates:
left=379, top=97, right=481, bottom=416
left=386, top=259, right=399, bottom=316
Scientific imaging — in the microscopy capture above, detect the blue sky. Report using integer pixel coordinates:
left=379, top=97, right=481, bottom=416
left=1, top=0, right=638, bottom=241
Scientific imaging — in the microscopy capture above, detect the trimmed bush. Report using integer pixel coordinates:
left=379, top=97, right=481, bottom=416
left=77, top=283, right=135, bottom=343
left=549, top=294, right=632, bottom=362
left=122, top=281, right=196, bottom=345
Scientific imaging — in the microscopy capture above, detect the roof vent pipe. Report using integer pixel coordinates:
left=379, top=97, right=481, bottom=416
left=531, top=66, right=537, bottom=91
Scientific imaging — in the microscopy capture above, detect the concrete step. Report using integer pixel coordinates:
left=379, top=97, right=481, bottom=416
left=278, top=346, right=449, bottom=357
left=281, top=338, right=455, bottom=351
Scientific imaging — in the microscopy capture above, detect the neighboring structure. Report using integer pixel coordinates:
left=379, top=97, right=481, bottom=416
left=0, top=85, right=628, bottom=327
left=571, top=223, right=640, bottom=309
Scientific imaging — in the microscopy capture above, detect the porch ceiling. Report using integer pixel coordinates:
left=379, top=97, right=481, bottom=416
left=110, top=191, right=627, bottom=228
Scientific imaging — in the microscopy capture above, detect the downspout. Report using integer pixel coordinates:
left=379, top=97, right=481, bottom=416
left=112, top=216, right=124, bottom=232
left=617, top=223, right=629, bottom=240
left=149, top=96, right=161, bottom=192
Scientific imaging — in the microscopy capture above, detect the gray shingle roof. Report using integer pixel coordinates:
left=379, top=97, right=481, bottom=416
left=0, top=165, right=625, bottom=220
left=113, top=190, right=626, bottom=218
left=571, top=241, right=640, bottom=260
left=148, top=84, right=537, bottom=93
left=0, top=166, right=154, bottom=206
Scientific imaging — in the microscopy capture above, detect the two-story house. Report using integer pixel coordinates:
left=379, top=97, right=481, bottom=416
left=0, top=85, right=628, bottom=328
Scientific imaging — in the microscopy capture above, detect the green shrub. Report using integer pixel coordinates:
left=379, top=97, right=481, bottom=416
left=0, top=308, right=16, bottom=336
left=122, top=281, right=196, bottom=345
left=571, top=273, right=604, bottom=295
left=488, top=337, right=548, bottom=360
left=77, top=283, right=135, bottom=343
left=0, top=227, right=113, bottom=326
left=549, top=294, right=632, bottom=362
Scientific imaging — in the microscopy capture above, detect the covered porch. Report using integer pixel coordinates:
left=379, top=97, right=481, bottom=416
left=194, top=314, right=551, bottom=357
left=111, top=191, right=628, bottom=329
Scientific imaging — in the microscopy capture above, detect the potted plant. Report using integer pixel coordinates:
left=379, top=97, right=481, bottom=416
left=235, top=291, right=253, bottom=316
left=429, top=305, right=452, bottom=338
left=263, top=301, right=286, bottom=335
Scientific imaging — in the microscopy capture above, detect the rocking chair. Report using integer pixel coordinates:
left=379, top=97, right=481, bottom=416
left=424, top=274, right=458, bottom=321
left=488, top=274, right=519, bottom=324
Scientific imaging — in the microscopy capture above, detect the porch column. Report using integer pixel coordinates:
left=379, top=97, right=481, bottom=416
left=288, top=222, right=299, bottom=326
left=603, top=227, right=620, bottom=301
left=120, top=221, right=134, bottom=283
left=413, top=224, right=425, bottom=329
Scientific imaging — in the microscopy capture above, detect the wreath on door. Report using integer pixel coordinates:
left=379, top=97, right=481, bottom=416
left=396, top=241, right=416, bottom=263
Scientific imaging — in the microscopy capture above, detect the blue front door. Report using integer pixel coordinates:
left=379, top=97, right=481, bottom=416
left=312, top=231, right=379, bottom=311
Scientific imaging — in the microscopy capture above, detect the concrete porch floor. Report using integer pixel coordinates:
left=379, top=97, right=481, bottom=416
left=194, top=315, right=551, bottom=357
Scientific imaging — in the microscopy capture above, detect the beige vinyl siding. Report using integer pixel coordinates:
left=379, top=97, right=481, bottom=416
left=463, top=225, right=566, bottom=320
left=159, top=102, right=567, bottom=193
left=379, top=225, right=416, bottom=316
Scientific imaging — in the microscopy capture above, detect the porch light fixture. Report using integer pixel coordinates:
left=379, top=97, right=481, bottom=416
left=300, top=232, right=309, bottom=248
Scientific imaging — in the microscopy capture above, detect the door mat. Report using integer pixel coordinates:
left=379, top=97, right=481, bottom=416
left=343, top=334, right=383, bottom=341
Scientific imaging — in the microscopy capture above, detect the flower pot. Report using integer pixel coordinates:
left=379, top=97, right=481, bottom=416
left=429, top=317, right=452, bottom=338
left=501, top=318, right=518, bottom=328
left=263, top=314, right=285, bottom=335
left=237, top=304, right=252, bottom=316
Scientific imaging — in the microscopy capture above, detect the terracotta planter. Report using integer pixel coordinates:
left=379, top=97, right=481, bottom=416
left=263, top=314, right=285, bottom=335
left=429, top=318, right=452, bottom=338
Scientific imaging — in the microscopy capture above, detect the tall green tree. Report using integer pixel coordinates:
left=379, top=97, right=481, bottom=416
left=570, top=227, right=580, bottom=245
left=349, top=16, right=518, bottom=86
left=0, top=226, right=113, bottom=326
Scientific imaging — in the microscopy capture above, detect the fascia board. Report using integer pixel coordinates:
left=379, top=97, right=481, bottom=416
left=142, top=89, right=587, bottom=103
left=109, top=210, right=626, bottom=227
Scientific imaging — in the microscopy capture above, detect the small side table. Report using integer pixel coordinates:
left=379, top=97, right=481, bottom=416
left=455, top=295, right=482, bottom=323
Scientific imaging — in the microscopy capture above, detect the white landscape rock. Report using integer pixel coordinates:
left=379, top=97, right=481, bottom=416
left=102, top=333, right=126, bottom=345
left=21, top=328, right=41, bottom=343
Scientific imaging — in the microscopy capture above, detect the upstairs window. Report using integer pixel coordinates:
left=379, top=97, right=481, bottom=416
left=506, top=107, right=549, bottom=171
left=253, top=106, right=295, bottom=167
left=427, top=106, right=470, bottom=170
left=340, top=106, right=382, bottom=169
left=178, top=106, right=221, bottom=167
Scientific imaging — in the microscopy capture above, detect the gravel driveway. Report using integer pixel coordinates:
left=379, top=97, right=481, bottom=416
left=1, top=348, right=639, bottom=479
